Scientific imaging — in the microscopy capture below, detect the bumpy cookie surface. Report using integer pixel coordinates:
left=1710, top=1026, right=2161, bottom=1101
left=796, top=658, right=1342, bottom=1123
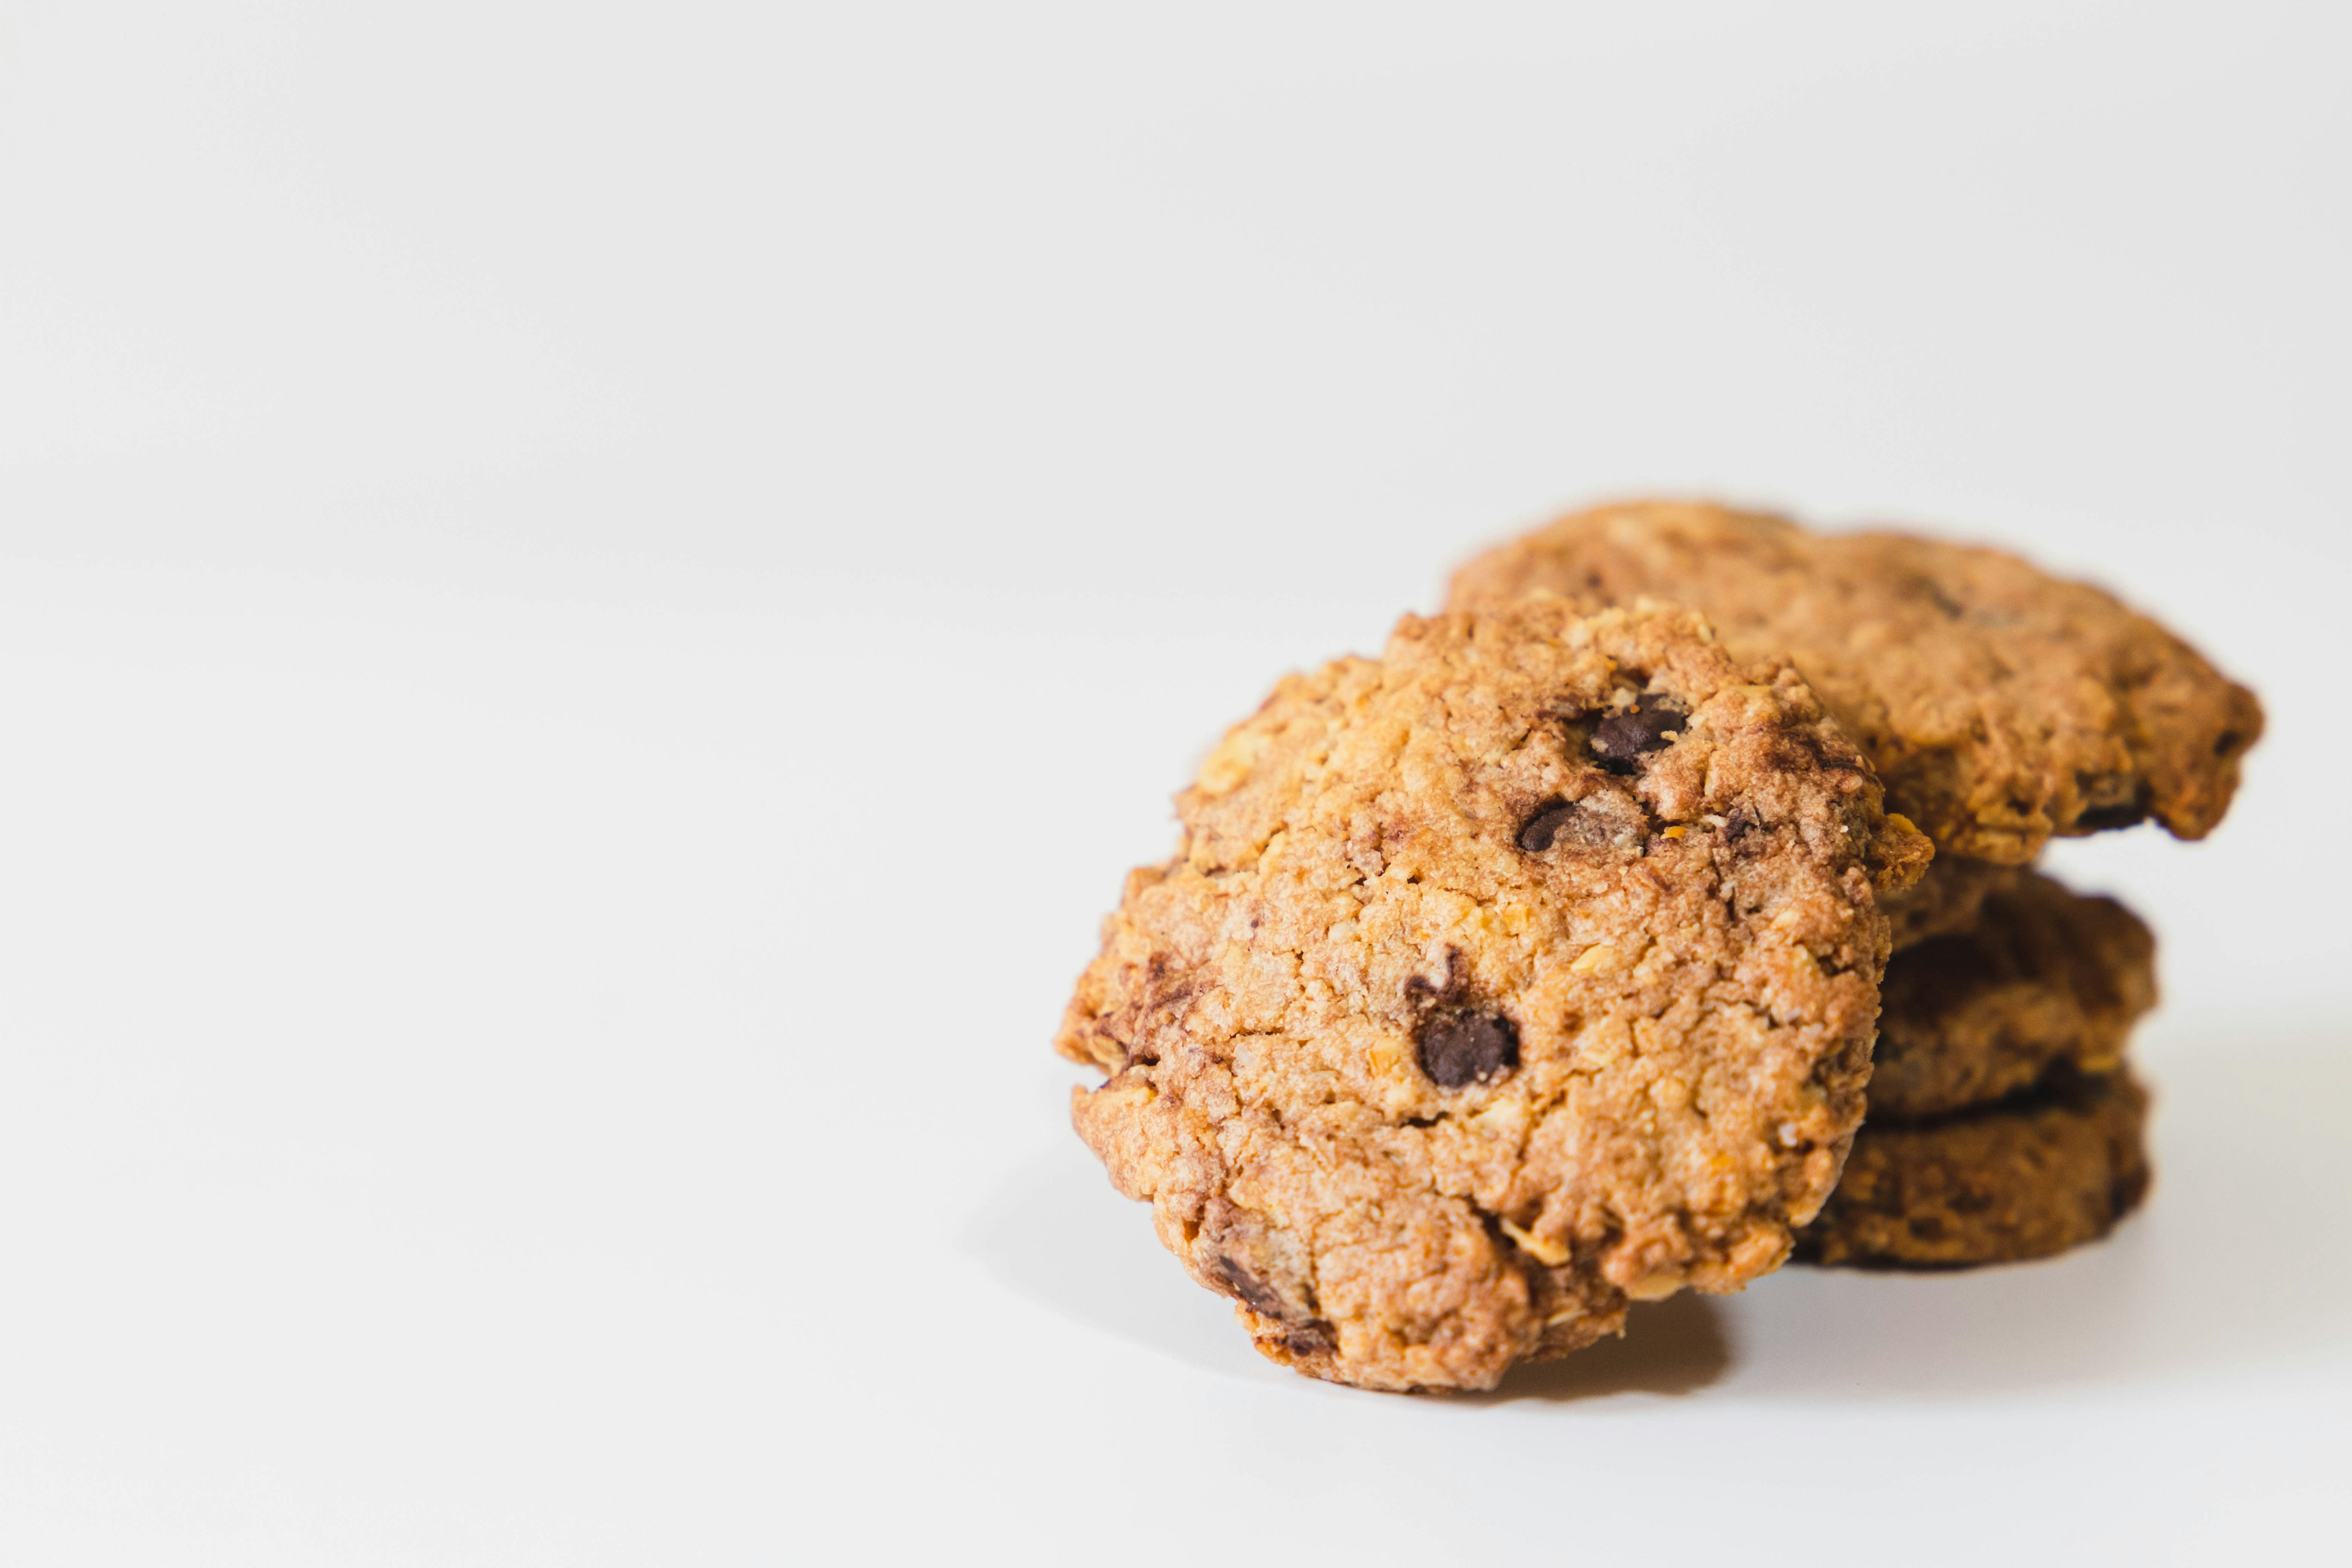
left=1873, top=871, right=2157, bottom=1118
left=1057, top=601, right=1931, bottom=1391
left=1797, top=1070, right=2150, bottom=1268
left=1447, top=500, right=2263, bottom=863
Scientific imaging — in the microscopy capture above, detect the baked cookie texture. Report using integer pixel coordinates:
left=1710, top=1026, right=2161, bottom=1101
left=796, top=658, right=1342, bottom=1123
left=1446, top=500, right=2264, bottom=864
left=1797, top=1071, right=2150, bottom=1268
left=1057, top=601, right=1932, bottom=1391
left=1871, top=870, right=2157, bottom=1119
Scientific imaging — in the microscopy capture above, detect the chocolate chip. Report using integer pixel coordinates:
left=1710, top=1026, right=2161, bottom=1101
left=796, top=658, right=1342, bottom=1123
left=1416, top=1011, right=1519, bottom=1088
left=1281, top=1323, right=1335, bottom=1356
left=2213, top=729, right=2243, bottom=757
left=1517, top=801, right=1577, bottom=852
left=1591, top=698, right=1686, bottom=773
left=1404, top=944, right=1470, bottom=1006
left=1212, top=1256, right=1289, bottom=1317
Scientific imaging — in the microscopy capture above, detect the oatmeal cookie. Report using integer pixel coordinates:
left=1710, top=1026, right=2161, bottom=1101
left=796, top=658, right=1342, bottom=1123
left=1798, top=1069, right=2150, bottom=1268
left=1872, top=870, right=2156, bottom=1118
left=1447, top=500, right=2263, bottom=863
left=1057, top=601, right=1931, bottom=1391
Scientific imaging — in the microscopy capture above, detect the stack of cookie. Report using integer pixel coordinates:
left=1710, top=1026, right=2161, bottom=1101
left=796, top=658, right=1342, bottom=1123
left=1447, top=502, right=2260, bottom=1272
left=1798, top=860, right=2157, bottom=1266
left=1056, top=500, right=2258, bottom=1392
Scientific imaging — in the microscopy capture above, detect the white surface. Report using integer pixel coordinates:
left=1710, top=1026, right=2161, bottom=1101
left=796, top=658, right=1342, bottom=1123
left=1, top=3, right=2346, bottom=1563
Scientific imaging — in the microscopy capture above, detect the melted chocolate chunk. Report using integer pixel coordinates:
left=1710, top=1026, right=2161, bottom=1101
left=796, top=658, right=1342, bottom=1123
left=1281, top=1323, right=1335, bottom=1356
left=1403, top=944, right=1471, bottom=1006
left=1213, top=1256, right=1289, bottom=1317
left=1517, top=801, right=1577, bottom=852
left=1416, top=1011, right=1520, bottom=1088
left=1590, top=697, right=1686, bottom=773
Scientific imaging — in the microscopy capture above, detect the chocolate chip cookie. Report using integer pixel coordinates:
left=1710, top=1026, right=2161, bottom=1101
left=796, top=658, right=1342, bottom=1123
left=1872, top=870, right=2157, bottom=1119
left=1056, top=601, right=1932, bottom=1391
left=1447, top=500, right=2263, bottom=864
left=1797, top=1069, right=2150, bottom=1268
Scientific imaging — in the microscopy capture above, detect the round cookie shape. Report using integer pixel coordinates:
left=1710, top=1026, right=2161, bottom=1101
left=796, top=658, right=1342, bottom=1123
left=1796, top=1070, right=2150, bottom=1268
left=1056, top=601, right=1932, bottom=1392
left=1447, top=500, right=2264, bottom=864
left=1872, top=871, right=2157, bottom=1119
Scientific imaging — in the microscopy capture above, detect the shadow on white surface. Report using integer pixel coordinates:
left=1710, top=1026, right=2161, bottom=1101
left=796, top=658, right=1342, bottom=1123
left=968, top=1025, right=2352, bottom=1403
left=963, top=1143, right=1280, bottom=1382
left=1469, top=1294, right=1731, bottom=1402
left=963, top=1145, right=1735, bottom=1398
left=1715, top=1024, right=2352, bottom=1401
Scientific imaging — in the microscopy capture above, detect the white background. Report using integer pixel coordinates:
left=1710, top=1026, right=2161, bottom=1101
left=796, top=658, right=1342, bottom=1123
left=2, top=2, right=2346, bottom=1562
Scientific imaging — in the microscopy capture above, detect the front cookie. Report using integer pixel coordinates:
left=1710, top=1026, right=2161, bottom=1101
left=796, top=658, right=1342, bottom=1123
left=1057, top=601, right=1929, bottom=1391
left=1797, top=1070, right=2150, bottom=1268
left=1447, top=500, right=2263, bottom=863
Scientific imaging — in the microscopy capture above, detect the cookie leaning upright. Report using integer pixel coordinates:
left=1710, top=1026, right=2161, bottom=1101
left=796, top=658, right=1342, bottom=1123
left=1056, top=600, right=1932, bottom=1392
left=1447, top=500, right=2264, bottom=863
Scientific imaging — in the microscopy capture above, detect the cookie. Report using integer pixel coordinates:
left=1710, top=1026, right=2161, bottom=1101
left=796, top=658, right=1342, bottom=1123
left=1447, top=499, right=2263, bottom=864
left=1056, top=601, right=1932, bottom=1392
left=1797, top=1069, right=2150, bottom=1268
left=1880, top=853, right=2021, bottom=952
left=1872, top=870, right=2157, bottom=1119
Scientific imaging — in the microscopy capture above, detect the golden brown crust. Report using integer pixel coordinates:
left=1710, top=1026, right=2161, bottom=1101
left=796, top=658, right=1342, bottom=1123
left=1872, top=871, right=2157, bottom=1118
left=1447, top=500, right=2264, bottom=864
left=1057, top=601, right=1931, bottom=1391
left=1796, top=1071, right=2150, bottom=1268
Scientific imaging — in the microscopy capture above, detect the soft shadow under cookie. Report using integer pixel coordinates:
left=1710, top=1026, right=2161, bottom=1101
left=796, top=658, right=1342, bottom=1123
left=1468, top=1294, right=1730, bottom=1403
